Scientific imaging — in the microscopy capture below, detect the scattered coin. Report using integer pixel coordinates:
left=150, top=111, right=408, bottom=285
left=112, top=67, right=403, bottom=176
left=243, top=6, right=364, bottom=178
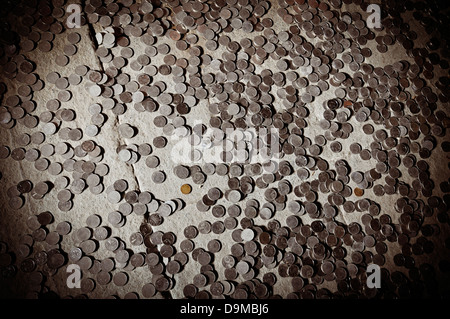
left=181, top=184, right=192, bottom=195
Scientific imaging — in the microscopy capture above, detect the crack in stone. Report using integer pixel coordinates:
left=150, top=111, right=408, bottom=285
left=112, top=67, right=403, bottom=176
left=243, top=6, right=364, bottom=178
left=110, top=114, right=142, bottom=193
left=128, top=162, right=142, bottom=193
left=81, top=2, right=142, bottom=194
left=81, top=1, right=105, bottom=73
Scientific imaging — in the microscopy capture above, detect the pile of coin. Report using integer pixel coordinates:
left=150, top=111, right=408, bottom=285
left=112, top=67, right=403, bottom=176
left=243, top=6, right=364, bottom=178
left=0, top=0, right=449, bottom=299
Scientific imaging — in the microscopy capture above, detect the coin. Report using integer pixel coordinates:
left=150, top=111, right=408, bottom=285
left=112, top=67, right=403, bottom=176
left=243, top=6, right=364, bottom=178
left=181, top=184, right=192, bottom=194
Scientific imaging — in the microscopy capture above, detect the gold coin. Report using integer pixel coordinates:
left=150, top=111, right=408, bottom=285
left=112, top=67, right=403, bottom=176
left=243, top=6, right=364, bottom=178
left=354, top=187, right=364, bottom=197
left=344, top=100, right=353, bottom=107
left=181, top=184, right=192, bottom=194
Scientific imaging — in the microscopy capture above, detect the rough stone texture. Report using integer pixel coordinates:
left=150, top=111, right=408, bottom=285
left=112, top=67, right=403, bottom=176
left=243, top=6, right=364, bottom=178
left=0, top=0, right=449, bottom=299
